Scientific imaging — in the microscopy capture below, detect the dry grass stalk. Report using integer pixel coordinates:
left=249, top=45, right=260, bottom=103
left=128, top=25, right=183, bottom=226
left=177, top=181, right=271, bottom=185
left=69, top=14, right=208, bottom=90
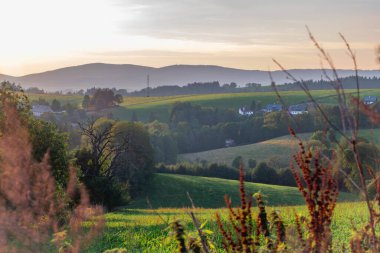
left=289, top=129, right=338, bottom=252
left=0, top=103, right=104, bottom=253
left=272, top=30, right=380, bottom=251
left=214, top=164, right=290, bottom=252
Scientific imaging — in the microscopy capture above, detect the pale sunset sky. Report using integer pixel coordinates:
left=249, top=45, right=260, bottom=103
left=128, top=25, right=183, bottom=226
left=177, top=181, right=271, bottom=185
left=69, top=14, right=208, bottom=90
left=0, top=0, right=378, bottom=76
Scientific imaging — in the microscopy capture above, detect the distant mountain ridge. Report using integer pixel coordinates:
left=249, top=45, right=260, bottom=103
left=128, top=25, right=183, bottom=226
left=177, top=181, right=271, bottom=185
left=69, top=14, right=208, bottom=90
left=0, top=63, right=379, bottom=91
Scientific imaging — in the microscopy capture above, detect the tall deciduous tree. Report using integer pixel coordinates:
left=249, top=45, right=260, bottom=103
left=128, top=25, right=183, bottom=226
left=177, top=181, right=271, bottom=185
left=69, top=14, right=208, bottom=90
left=83, top=88, right=123, bottom=110
left=76, top=117, right=154, bottom=204
left=112, top=121, right=154, bottom=196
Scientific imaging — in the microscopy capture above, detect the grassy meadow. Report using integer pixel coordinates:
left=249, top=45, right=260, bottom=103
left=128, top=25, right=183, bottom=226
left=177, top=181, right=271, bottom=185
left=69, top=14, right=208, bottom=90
left=84, top=173, right=363, bottom=252
left=128, top=173, right=357, bottom=209
left=86, top=201, right=367, bottom=252
left=178, top=133, right=311, bottom=167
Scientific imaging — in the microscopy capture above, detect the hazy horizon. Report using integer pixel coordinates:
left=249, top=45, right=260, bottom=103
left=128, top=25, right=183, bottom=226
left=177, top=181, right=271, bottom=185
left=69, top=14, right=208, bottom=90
left=0, top=0, right=379, bottom=76
left=1, top=62, right=380, bottom=78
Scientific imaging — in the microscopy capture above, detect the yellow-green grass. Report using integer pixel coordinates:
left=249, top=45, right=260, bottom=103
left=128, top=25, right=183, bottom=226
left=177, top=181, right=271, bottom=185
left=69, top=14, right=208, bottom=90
left=128, top=174, right=357, bottom=209
left=85, top=202, right=368, bottom=252
left=178, top=133, right=311, bottom=167
left=27, top=93, right=83, bottom=105
left=178, top=129, right=380, bottom=166
left=112, top=89, right=380, bottom=122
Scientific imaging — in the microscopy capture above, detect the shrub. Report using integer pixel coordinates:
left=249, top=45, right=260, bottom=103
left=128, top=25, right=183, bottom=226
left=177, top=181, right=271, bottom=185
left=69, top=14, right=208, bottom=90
left=82, top=176, right=130, bottom=210
left=231, top=156, right=243, bottom=168
left=251, top=162, right=278, bottom=185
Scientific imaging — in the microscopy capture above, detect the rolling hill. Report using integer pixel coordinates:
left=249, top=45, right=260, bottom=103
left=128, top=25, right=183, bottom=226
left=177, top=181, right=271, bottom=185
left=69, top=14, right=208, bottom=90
left=178, top=129, right=380, bottom=167
left=1, top=63, right=379, bottom=91
left=178, top=133, right=311, bottom=168
left=128, top=173, right=357, bottom=209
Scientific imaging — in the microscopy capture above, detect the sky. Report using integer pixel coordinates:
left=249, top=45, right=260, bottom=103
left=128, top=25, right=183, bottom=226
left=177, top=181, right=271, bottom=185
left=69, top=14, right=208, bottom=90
left=0, top=0, right=379, bottom=76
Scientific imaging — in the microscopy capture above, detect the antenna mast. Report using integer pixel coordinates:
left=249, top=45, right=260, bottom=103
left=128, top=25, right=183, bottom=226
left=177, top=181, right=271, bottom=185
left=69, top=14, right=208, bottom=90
left=147, top=74, right=150, bottom=97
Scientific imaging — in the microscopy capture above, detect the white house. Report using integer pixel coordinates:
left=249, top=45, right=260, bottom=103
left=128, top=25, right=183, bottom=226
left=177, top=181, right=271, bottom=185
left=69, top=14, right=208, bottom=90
left=225, top=139, right=235, bottom=147
left=363, top=96, right=377, bottom=105
left=288, top=104, right=308, bottom=115
left=262, top=104, right=283, bottom=113
left=32, top=105, right=53, bottom=117
left=238, top=107, right=254, bottom=116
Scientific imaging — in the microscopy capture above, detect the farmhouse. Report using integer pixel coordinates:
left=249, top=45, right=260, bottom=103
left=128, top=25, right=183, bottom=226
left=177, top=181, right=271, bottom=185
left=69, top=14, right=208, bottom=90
left=32, top=105, right=53, bottom=117
left=288, top=104, right=308, bottom=115
left=363, top=96, right=377, bottom=105
left=238, top=106, right=254, bottom=116
left=225, top=139, right=235, bottom=147
left=262, top=104, right=282, bottom=113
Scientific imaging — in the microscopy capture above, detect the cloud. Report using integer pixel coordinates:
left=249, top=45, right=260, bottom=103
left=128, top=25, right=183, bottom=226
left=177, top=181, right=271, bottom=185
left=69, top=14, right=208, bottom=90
left=113, top=0, right=380, bottom=46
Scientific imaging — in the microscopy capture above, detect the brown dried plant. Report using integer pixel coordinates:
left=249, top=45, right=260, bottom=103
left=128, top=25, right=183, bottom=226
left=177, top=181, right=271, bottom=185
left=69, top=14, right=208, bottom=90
left=215, top=164, right=287, bottom=253
left=272, top=32, right=380, bottom=252
left=289, top=129, right=338, bottom=252
left=0, top=103, right=104, bottom=253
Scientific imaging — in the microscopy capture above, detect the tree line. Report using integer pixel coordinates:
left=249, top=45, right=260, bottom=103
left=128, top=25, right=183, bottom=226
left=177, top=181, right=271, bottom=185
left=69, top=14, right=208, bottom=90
left=155, top=161, right=296, bottom=187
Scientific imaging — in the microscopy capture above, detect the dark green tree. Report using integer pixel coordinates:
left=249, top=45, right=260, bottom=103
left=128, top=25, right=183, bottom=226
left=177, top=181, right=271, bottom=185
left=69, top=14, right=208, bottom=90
left=146, top=121, right=178, bottom=164
left=232, top=156, right=243, bottom=169
left=51, top=99, right=61, bottom=112
left=28, top=118, right=70, bottom=188
left=112, top=121, right=154, bottom=196
left=251, top=162, right=278, bottom=185
left=115, top=94, right=123, bottom=104
left=278, top=168, right=296, bottom=186
left=82, top=94, right=90, bottom=109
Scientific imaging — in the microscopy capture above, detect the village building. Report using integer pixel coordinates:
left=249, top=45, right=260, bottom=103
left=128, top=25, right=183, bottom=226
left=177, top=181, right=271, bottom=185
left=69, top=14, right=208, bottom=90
left=262, top=104, right=283, bottom=113
left=288, top=104, right=308, bottom=115
left=363, top=96, right=377, bottom=105
left=225, top=139, right=235, bottom=148
left=238, top=106, right=254, bottom=116
left=31, top=105, right=53, bottom=117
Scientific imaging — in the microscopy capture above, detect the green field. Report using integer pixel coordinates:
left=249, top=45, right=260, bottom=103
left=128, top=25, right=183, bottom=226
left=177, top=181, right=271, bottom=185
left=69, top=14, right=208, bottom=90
left=27, top=93, right=83, bottom=105
left=28, top=89, right=380, bottom=122
left=128, top=173, right=357, bottom=209
left=85, top=202, right=369, bottom=252
left=178, top=133, right=311, bottom=167
left=86, top=202, right=366, bottom=252
left=84, top=173, right=362, bottom=252
left=114, top=89, right=377, bottom=122
left=179, top=129, right=380, bottom=167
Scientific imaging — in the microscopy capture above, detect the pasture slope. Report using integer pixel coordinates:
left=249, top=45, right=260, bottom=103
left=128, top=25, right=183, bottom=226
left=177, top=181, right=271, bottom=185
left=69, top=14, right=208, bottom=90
left=178, top=133, right=311, bottom=167
left=128, top=173, right=357, bottom=209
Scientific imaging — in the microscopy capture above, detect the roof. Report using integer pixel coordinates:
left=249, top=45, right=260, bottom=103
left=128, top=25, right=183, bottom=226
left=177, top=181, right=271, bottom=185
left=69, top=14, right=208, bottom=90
left=32, top=105, right=53, bottom=113
left=239, top=107, right=254, bottom=115
left=289, top=104, right=308, bottom=112
left=363, top=96, right=377, bottom=102
left=264, top=104, right=282, bottom=111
